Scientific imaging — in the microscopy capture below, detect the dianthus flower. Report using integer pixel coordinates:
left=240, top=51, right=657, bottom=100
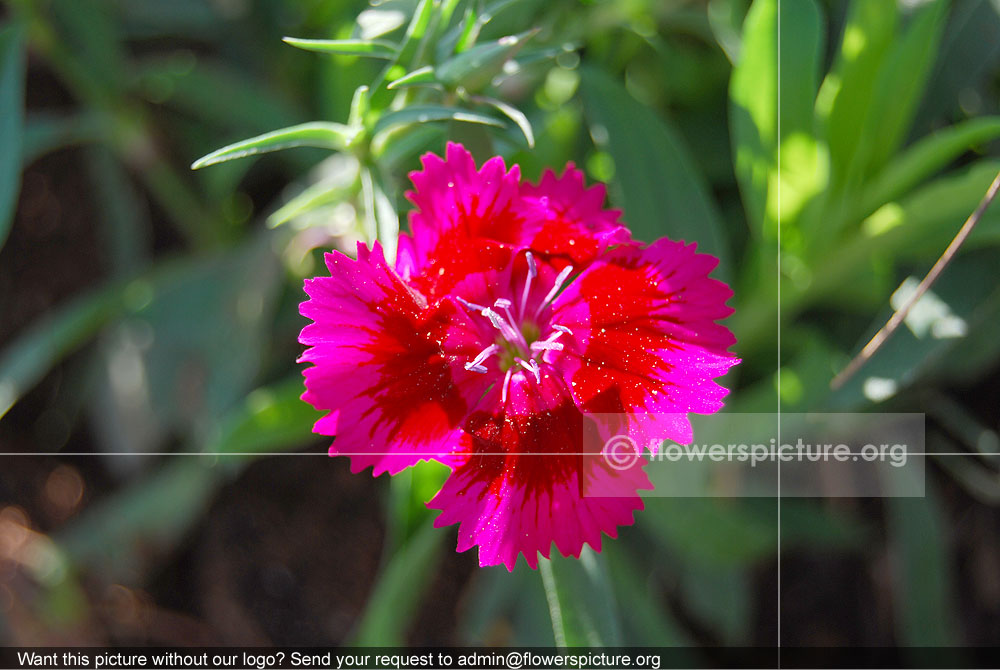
left=299, top=143, right=738, bottom=569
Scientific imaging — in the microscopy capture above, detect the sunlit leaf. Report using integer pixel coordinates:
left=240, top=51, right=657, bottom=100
left=856, top=117, right=1000, bottom=221
left=437, top=29, right=537, bottom=91
left=471, top=94, right=534, bottom=147
left=191, top=122, right=357, bottom=169
left=386, top=65, right=439, bottom=89
left=282, top=37, right=399, bottom=59
left=373, top=105, right=503, bottom=136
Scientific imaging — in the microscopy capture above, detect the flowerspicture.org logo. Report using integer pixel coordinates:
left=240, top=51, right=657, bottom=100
left=298, top=143, right=739, bottom=569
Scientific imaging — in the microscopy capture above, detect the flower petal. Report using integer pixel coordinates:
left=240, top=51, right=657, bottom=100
left=515, top=163, right=631, bottom=268
left=399, top=143, right=525, bottom=300
left=299, top=242, right=487, bottom=475
left=428, top=370, right=652, bottom=570
left=551, top=239, right=739, bottom=446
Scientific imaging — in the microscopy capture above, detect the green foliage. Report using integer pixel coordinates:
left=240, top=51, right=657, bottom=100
left=0, top=21, right=26, bottom=250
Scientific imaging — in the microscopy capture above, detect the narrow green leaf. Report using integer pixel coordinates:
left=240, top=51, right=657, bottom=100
left=211, top=377, right=319, bottom=455
left=0, top=282, right=127, bottom=422
left=437, top=29, right=537, bottom=91
left=372, top=172, right=399, bottom=262
left=603, top=543, right=691, bottom=647
left=443, top=0, right=523, bottom=58
left=707, top=0, right=748, bottom=64
left=728, top=0, right=777, bottom=234
left=396, top=0, right=435, bottom=65
left=0, top=22, right=26, bottom=250
left=886, top=483, right=961, bottom=649
left=386, top=65, right=439, bottom=90
left=373, top=105, right=503, bottom=136
left=862, top=160, right=1000, bottom=260
left=191, top=122, right=357, bottom=169
left=351, top=520, right=443, bottom=646
left=581, top=67, right=730, bottom=281
left=23, top=112, right=105, bottom=165
left=348, top=85, right=370, bottom=127
left=472, top=95, right=534, bottom=147
left=267, top=179, right=354, bottom=228
left=815, top=0, right=898, bottom=190
left=856, top=117, right=1000, bottom=221
left=282, top=37, right=398, bottom=59
left=539, top=548, right=622, bottom=648
left=778, top=0, right=822, bottom=141
left=857, top=0, right=948, bottom=181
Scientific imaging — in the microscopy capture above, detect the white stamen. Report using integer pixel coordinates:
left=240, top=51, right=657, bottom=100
left=553, top=325, right=573, bottom=335
left=501, top=368, right=514, bottom=403
left=456, top=296, right=488, bottom=312
left=520, top=251, right=537, bottom=317
left=516, top=357, right=541, bottom=383
left=465, top=363, right=488, bottom=374
left=537, top=265, right=574, bottom=315
left=530, top=340, right=564, bottom=352
left=493, top=299, right=527, bottom=348
left=483, top=307, right=522, bottom=345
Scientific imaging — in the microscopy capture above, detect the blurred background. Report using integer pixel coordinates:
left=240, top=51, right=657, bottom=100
left=0, top=0, right=998, bottom=658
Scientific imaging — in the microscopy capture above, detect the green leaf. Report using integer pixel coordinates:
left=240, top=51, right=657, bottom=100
left=86, top=145, right=149, bottom=277
left=439, top=0, right=524, bottom=60
left=267, top=179, right=355, bottom=229
left=778, top=0, right=822, bottom=141
left=862, top=160, right=1000, bottom=260
left=0, top=282, right=127, bottom=422
left=211, top=377, right=319, bottom=456
left=855, top=0, right=948, bottom=181
left=539, top=547, right=622, bottom=648
left=386, top=65, right=439, bottom=90
left=0, top=21, right=26, bottom=250
left=580, top=67, right=730, bottom=281
left=437, top=29, right=537, bottom=91
left=886, top=483, right=961, bottom=649
left=815, top=0, right=898, bottom=190
left=351, top=520, right=443, bottom=646
left=191, top=122, right=357, bottom=169
left=373, top=105, right=503, bottom=136
left=603, top=543, right=692, bottom=647
left=360, top=166, right=399, bottom=260
left=348, top=85, right=370, bottom=127
left=856, top=117, right=1000, bottom=222
left=728, top=0, right=777, bottom=234
left=707, top=0, right=749, bottom=64
left=471, top=94, right=534, bottom=147
left=395, top=0, right=435, bottom=66
left=282, top=37, right=399, bottom=59
left=23, top=112, right=105, bottom=165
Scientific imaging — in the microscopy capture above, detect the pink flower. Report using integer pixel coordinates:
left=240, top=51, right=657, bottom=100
left=299, top=143, right=739, bottom=570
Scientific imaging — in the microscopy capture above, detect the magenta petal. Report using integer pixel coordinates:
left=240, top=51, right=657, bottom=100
left=299, top=242, right=488, bottom=475
left=550, top=238, right=740, bottom=446
left=427, top=371, right=652, bottom=570
left=514, top=163, right=632, bottom=268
